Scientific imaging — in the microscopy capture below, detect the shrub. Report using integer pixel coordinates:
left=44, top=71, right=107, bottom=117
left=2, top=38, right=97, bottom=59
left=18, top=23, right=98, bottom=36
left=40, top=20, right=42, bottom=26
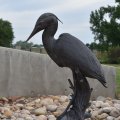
left=108, top=47, right=120, bottom=64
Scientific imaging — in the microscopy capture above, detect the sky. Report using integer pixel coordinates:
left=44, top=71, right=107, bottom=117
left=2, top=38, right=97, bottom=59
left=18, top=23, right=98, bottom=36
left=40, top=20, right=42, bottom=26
left=0, top=0, right=115, bottom=45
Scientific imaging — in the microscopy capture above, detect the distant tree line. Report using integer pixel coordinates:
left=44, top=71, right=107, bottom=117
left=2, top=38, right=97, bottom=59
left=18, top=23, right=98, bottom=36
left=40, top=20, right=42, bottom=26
left=13, top=40, right=43, bottom=50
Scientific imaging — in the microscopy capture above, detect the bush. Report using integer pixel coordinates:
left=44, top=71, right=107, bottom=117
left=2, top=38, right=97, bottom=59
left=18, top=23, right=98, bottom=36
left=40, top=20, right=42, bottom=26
left=93, top=50, right=109, bottom=64
left=108, top=47, right=120, bottom=64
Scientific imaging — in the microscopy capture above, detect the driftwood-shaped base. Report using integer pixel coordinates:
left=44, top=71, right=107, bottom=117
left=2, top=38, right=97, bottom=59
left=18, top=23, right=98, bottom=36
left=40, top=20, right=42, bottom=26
left=57, top=76, right=92, bottom=120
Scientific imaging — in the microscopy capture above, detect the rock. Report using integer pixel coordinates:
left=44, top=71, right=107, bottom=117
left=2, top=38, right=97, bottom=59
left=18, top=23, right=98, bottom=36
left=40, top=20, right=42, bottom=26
left=107, top=116, right=114, bottom=120
left=21, top=109, right=30, bottom=114
left=116, top=116, right=120, bottom=120
left=40, top=98, right=54, bottom=106
left=46, top=105, right=57, bottom=112
left=37, top=115, right=47, bottom=120
left=102, top=107, right=114, bottom=113
left=105, top=100, right=114, bottom=106
left=26, top=101, right=35, bottom=107
left=62, top=102, right=69, bottom=107
left=16, top=97, right=26, bottom=104
left=95, top=101, right=103, bottom=108
left=3, top=108, right=13, bottom=118
left=53, top=110, right=62, bottom=117
left=16, top=103, right=24, bottom=109
left=53, top=105, right=66, bottom=117
left=0, top=95, right=119, bottom=120
left=59, top=96, right=69, bottom=103
left=110, top=108, right=120, bottom=117
left=8, top=96, right=21, bottom=102
left=51, top=96, right=60, bottom=100
left=57, top=105, right=66, bottom=112
left=106, top=97, right=112, bottom=101
left=97, top=113, right=108, bottom=119
left=98, top=108, right=103, bottom=115
left=112, top=100, right=120, bottom=104
left=48, top=115, right=56, bottom=120
left=92, top=101, right=96, bottom=105
left=0, top=97, right=9, bottom=102
left=97, top=96, right=106, bottom=101
left=25, top=106, right=34, bottom=110
left=114, top=103, right=120, bottom=111
left=34, top=98, right=41, bottom=103
left=101, top=102, right=110, bottom=108
left=91, top=111, right=98, bottom=118
left=34, top=106, right=47, bottom=115
left=54, top=99, right=60, bottom=106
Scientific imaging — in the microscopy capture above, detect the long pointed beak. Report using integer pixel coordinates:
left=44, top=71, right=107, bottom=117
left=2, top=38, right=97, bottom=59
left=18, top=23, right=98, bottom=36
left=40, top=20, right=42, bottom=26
left=26, top=27, right=39, bottom=42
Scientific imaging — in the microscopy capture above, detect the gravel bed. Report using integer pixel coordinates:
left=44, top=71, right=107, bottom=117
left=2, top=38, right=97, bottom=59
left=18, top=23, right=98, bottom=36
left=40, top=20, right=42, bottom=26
left=0, top=95, right=119, bottom=120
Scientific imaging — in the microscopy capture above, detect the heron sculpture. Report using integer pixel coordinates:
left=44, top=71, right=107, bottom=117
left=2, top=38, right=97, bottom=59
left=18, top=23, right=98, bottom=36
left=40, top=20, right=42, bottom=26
left=26, top=13, right=107, bottom=120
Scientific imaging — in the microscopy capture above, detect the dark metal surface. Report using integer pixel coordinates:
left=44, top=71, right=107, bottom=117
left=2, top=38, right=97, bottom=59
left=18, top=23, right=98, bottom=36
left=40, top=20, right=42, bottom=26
left=26, top=13, right=107, bottom=120
left=57, top=70, right=92, bottom=120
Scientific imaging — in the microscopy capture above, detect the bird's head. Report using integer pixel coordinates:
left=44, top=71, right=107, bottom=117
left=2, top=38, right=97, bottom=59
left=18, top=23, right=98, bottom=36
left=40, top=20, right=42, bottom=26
left=26, top=13, right=62, bottom=42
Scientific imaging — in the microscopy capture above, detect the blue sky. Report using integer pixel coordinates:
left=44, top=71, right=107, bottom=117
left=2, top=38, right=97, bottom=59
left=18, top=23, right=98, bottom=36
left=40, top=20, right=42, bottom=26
left=0, top=0, right=115, bottom=44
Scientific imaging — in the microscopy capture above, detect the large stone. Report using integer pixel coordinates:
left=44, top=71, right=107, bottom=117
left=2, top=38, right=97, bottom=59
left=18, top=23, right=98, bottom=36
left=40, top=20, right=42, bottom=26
left=4, top=109, right=13, bottom=118
left=46, top=105, right=57, bottom=112
left=48, top=115, right=56, bottom=120
left=59, top=96, right=69, bottom=103
left=95, top=101, right=103, bottom=108
left=110, top=108, right=120, bottom=117
left=16, top=104, right=24, bottom=109
left=107, top=116, right=114, bottom=120
left=40, top=98, right=54, bottom=106
left=37, top=115, right=47, bottom=120
left=116, top=116, right=120, bottom=120
left=114, top=103, right=120, bottom=111
left=34, top=106, right=47, bottom=115
left=96, top=96, right=106, bottom=101
left=102, top=107, right=114, bottom=113
left=91, top=111, right=99, bottom=118
left=101, top=102, right=110, bottom=108
left=97, top=113, right=108, bottom=119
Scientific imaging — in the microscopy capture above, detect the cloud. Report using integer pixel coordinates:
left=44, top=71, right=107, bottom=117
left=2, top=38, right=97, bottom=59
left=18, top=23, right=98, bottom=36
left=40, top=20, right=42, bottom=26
left=0, top=0, right=115, bottom=44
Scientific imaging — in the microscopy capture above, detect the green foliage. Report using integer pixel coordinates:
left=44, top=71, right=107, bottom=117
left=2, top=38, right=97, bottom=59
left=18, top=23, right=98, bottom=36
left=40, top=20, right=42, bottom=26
left=96, top=47, right=120, bottom=64
left=116, top=0, right=120, bottom=3
left=14, top=40, right=33, bottom=50
left=13, top=41, right=43, bottom=51
left=88, top=42, right=109, bottom=51
left=116, top=67, right=120, bottom=97
left=97, top=51, right=109, bottom=64
left=90, top=1, right=120, bottom=51
left=108, top=47, right=120, bottom=64
left=0, top=19, right=14, bottom=47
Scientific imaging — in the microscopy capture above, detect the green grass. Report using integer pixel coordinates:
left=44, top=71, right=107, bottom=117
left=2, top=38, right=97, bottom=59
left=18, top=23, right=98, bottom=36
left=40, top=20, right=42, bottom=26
left=105, top=64, right=120, bottom=98
left=116, top=67, right=120, bottom=97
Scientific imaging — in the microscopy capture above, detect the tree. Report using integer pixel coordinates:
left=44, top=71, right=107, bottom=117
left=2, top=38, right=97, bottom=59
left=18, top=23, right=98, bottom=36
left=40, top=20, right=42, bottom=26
left=90, top=0, right=120, bottom=51
left=14, top=40, right=33, bottom=50
left=0, top=19, right=14, bottom=47
left=116, top=0, right=120, bottom=3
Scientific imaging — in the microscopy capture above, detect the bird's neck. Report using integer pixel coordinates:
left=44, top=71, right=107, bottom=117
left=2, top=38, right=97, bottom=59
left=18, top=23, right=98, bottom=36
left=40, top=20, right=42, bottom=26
left=42, top=22, right=58, bottom=53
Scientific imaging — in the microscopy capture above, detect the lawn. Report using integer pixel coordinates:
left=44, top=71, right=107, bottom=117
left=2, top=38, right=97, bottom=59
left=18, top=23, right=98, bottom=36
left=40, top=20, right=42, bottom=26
left=105, top=64, right=120, bottom=98
left=115, top=65, right=120, bottom=98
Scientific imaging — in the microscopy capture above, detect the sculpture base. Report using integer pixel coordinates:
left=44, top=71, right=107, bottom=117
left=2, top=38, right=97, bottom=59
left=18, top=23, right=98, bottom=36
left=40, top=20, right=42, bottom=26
left=57, top=77, right=92, bottom=120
